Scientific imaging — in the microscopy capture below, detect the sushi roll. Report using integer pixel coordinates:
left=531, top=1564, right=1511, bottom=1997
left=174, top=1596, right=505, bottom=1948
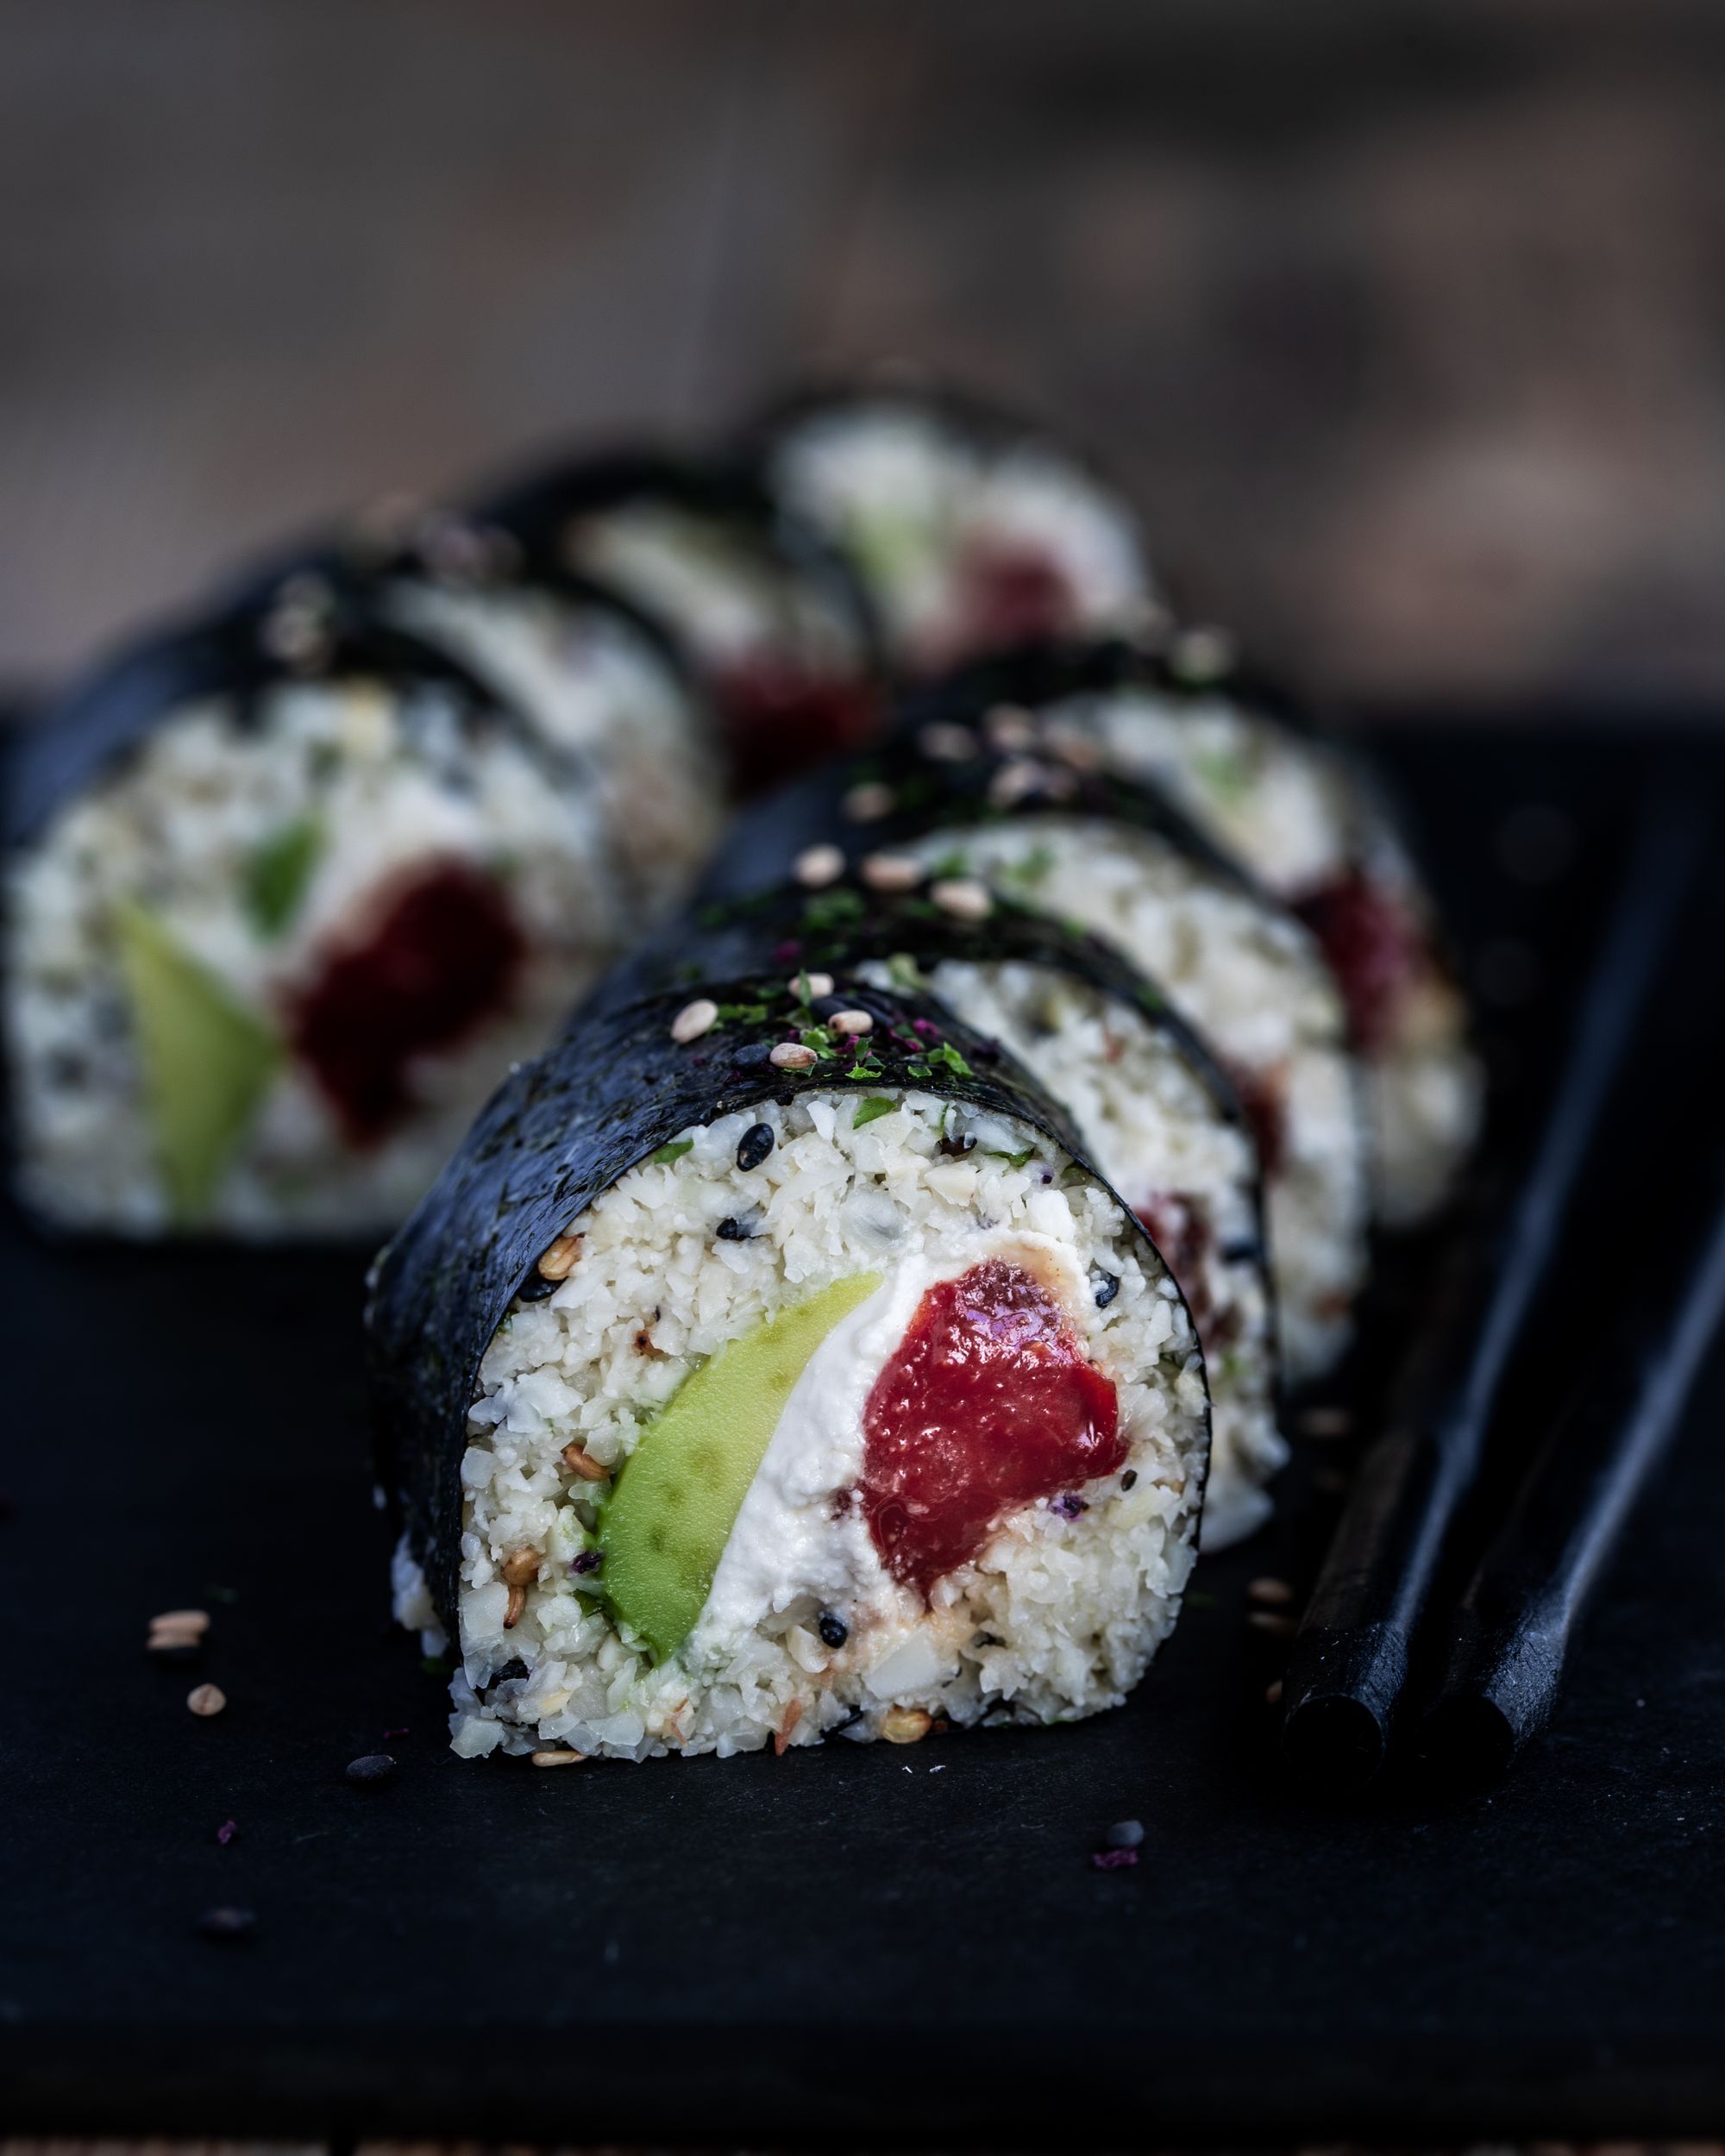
left=5, top=594, right=630, bottom=1238
left=624, top=881, right=1282, bottom=1546
left=477, top=451, right=883, bottom=795
left=706, top=704, right=1370, bottom=1383
left=229, top=508, right=726, bottom=920
left=372, top=974, right=1210, bottom=1762
left=755, top=379, right=1162, bottom=679
left=958, top=636, right=1483, bottom=1225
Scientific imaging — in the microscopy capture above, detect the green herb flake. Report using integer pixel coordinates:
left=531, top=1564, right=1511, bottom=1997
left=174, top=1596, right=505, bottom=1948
left=1000, top=842, right=1055, bottom=889
left=928, top=849, right=969, bottom=881
left=926, top=1040, right=973, bottom=1078
left=715, top=1001, right=768, bottom=1025
left=800, top=1027, right=837, bottom=1060
left=803, top=889, right=864, bottom=931
left=1192, top=748, right=1251, bottom=809
left=651, top=1139, right=694, bottom=1164
left=848, top=1057, right=884, bottom=1081
left=905, top=1059, right=932, bottom=1081
left=886, top=951, right=926, bottom=991
left=852, top=1096, right=896, bottom=1127
left=243, top=816, right=324, bottom=937
left=983, top=1145, right=1038, bottom=1170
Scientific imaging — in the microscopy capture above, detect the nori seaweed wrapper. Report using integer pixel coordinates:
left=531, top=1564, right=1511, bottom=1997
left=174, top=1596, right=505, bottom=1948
left=367, top=970, right=1208, bottom=1635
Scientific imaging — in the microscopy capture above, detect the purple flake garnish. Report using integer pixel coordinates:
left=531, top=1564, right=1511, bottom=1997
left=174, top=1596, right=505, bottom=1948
left=1051, top=1493, right=1087, bottom=1520
left=772, top=939, right=802, bottom=963
left=382, top=1726, right=410, bottom=1740
left=1091, top=1846, right=1138, bottom=1871
left=912, top=1017, right=943, bottom=1038
left=569, top=1551, right=603, bottom=1575
left=215, top=1819, right=237, bottom=1846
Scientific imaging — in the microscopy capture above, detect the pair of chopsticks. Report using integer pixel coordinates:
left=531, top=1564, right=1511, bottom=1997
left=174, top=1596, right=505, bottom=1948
left=1279, top=777, right=1720, bottom=1793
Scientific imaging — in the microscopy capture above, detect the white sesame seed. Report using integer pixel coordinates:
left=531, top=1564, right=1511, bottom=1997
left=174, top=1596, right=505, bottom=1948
left=150, top=1608, right=210, bottom=1638
left=187, top=1683, right=227, bottom=1718
left=931, top=877, right=993, bottom=922
left=794, top=843, right=845, bottom=887
left=919, top=722, right=977, bottom=762
left=769, top=1042, right=819, bottom=1070
left=1248, top=1576, right=1294, bottom=1608
left=984, top=704, right=1038, bottom=752
left=670, top=998, right=718, bottom=1044
left=830, top=1009, right=874, bottom=1036
left=843, top=780, right=895, bottom=823
left=861, top=851, right=923, bottom=893
left=530, top=1748, right=587, bottom=1768
left=789, top=970, right=834, bottom=1000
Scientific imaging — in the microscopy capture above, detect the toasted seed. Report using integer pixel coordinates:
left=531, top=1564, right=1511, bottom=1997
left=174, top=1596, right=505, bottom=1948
left=151, top=1608, right=210, bottom=1637
left=774, top=1699, right=804, bottom=1757
left=881, top=1705, right=933, bottom=1745
left=531, top=1748, right=586, bottom=1768
left=794, top=843, right=845, bottom=887
left=345, top=1752, right=398, bottom=1785
left=500, top=1547, right=541, bottom=1588
left=789, top=969, right=834, bottom=1000
left=561, top=1442, right=609, bottom=1482
left=736, top=1121, right=775, bottom=1171
left=504, top=1584, right=527, bottom=1629
left=671, top=997, right=718, bottom=1044
left=1248, top=1576, right=1295, bottom=1608
left=1247, top=1610, right=1297, bottom=1638
left=931, top=877, right=993, bottom=922
left=186, top=1683, right=227, bottom=1717
left=536, top=1233, right=582, bottom=1282
left=861, top=851, right=923, bottom=893
left=1265, top=1678, right=1284, bottom=1708
left=843, top=780, right=895, bottom=823
left=829, top=1009, right=874, bottom=1036
left=770, top=1041, right=819, bottom=1070
left=919, top=721, right=976, bottom=761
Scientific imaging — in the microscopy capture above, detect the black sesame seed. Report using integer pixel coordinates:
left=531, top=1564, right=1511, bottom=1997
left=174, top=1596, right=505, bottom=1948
left=1120, top=1470, right=1138, bottom=1490
left=938, top=1130, right=976, bottom=1158
left=1092, top=1269, right=1120, bottom=1308
left=1221, top=1238, right=1263, bottom=1265
left=1106, top=1818, right=1145, bottom=1851
left=345, top=1752, right=398, bottom=1786
left=736, top=1122, right=775, bottom=1171
left=817, top=1610, right=850, bottom=1649
left=517, top=1270, right=558, bottom=1303
left=492, top=1658, right=529, bottom=1684
left=733, top=1041, right=773, bottom=1069
left=715, top=1216, right=756, bottom=1241
left=198, top=1905, right=257, bottom=1941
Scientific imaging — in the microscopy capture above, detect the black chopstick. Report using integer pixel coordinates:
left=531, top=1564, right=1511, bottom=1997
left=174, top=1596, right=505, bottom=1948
left=1419, top=1139, right=1725, bottom=1787
left=1278, top=778, right=1709, bottom=1791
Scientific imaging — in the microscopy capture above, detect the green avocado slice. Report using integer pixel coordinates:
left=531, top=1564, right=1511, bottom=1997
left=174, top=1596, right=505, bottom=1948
left=599, top=1269, right=883, bottom=1660
left=114, top=900, right=283, bottom=1225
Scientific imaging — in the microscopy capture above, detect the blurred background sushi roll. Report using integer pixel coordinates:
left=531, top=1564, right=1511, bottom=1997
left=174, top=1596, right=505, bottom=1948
left=372, top=972, right=1209, bottom=1761
left=477, top=450, right=884, bottom=795
left=624, top=880, right=1282, bottom=1547
left=4, top=587, right=637, bottom=1238
left=755, top=378, right=1162, bottom=680
left=707, top=701, right=1370, bottom=1383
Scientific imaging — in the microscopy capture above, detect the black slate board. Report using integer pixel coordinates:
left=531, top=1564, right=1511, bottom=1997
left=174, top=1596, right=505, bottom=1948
left=3, top=722, right=1724, bottom=2145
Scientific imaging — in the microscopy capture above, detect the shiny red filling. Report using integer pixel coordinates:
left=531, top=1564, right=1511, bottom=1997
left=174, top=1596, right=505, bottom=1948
left=940, top=538, right=1076, bottom=666
left=715, top=659, right=881, bottom=795
left=1226, top=1062, right=1288, bottom=1183
left=288, top=860, right=524, bottom=1144
left=859, top=1258, right=1123, bottom=1598
left=1295, top=868, right=1421, bottom=1053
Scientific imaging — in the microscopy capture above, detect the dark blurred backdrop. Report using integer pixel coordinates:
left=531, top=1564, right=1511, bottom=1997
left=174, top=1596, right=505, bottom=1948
left=6, top=0, right=1725, bottom=706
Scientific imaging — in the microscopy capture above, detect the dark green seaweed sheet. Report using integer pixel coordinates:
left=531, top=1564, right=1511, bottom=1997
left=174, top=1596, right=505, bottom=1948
left=367, top=970, right=1208, bottom=1636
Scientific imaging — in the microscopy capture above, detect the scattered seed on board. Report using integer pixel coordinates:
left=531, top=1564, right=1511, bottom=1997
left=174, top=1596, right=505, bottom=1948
left=561, top=1441, right=609, bottom=1482
left=536, top=1233, right=582, bottom=1282
left=346, top=1753, right=398, bottom=1786
left=861, top=851, right=922, bottom=893
left=830, top=1009, right=874, bottom=1036
left=1106, top=1818, right=1145, bottom=1850
left=198, top=1906, right=257, bottom=1942
left=770, top=1041, right=818, bottom=1070
left=152, top=1608, right=210, bottom=1639
left=500, top=1547, right=541, bottom=1587
left=1265, top=1679, right=1284, bottom=1708
left=1248, top=1611, right=1297, bottom=1638
left=736, top=1122, right=775, bottom=1171
left=186, top=1683, right=227, bottom=1717
left=794, top=843, right=845, bottom=888
left=789, top=970, right=833, bottom=1000
left=531, top=1748, right=586, bottom=1768
left=931, top=878, right=992, bottom=922
left=881, top=1706, right=932, bottom=1745
left=670, top=998, right=718, bottom=1044
left=843, top=780, right=894, bottom=823
left=1249, top=1576, right=1295, bottom=1608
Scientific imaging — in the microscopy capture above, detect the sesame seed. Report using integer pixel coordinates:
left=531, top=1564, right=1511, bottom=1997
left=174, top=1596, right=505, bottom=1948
left=881, top=1706, right=933, bottom=1744
left=843, top=780, right=894, bottom=823
left=861, top=851, right=923, bottom=893
left=794, top=843, right=845, bottom=887
left=736, top=1122, right=775, bottom=1170
left=345, top=1753, right=398, bottom=1785
left=151, top=1608, right=210, bottom=1638
left=789, top=971, right=834, bottom=1000
left=1247, top=1611, right=1297, bottom=1638
left=817, top=1610, right=849, bottom=1649
left=670, top=998, right=718, bottom=1044
left=561, top=1441, right=609, bottom=1482
left=931, top=877, right=993, bottom=922
left=769, top=1042, right=818, bottom=1070
left=500, top=1547, right=541, bottom=1587
left=530, top=1748, right=586, bottom=1768
left=919, top=722, right=976, bottom=762
left=1265, top=1679, right=1284, bottom=1708
left=829, top=1009, right=874, bottom=1036
left=1248, top=1576, right=1295, bottom=1608
left=186, top=1683, right=227, bottom=1718
left=503, top=1584, right=526, bottom=1629
left=536, top=1233, right=582, bottom=1282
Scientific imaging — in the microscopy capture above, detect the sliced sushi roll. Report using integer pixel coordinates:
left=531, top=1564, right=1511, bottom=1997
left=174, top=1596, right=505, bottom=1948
left=229, top=509, right=725, bottom=920
left=5, top=600, right=630, bottom=1238
left=372, top=975, right=1210, bottom=1761
left=754, top=379, right=1162, bottom=679
left=706, top=710, right=1370, bottom=1383
left=624, top=881, right=1281, bottom=1546
left=947, top=637, right=1484, bottom=1225
left=477, top=451, right=883, bottom=795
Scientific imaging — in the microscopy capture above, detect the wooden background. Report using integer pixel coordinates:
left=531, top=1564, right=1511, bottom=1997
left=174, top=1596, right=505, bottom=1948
left=5, top=0, right=1725, bottom=708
